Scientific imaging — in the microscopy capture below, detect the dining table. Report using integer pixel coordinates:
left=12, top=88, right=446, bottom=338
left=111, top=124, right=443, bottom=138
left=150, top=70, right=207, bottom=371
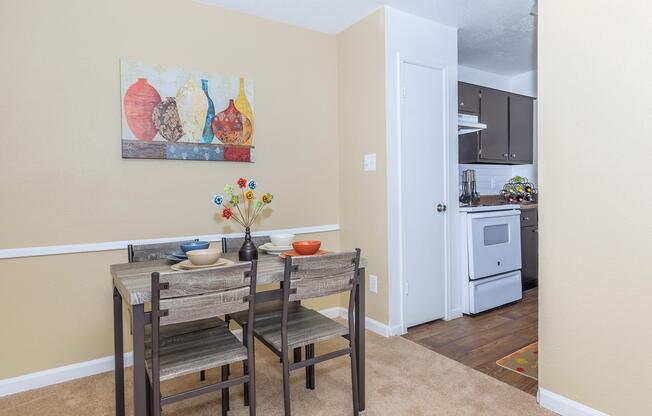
left=111, top=250, right=367, bottom=416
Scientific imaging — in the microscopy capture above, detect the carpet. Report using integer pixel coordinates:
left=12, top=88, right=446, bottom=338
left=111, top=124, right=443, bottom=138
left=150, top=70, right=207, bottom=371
left=496, top=342, right=539, bottom=381
left=0, top=332, right=552, bottom=415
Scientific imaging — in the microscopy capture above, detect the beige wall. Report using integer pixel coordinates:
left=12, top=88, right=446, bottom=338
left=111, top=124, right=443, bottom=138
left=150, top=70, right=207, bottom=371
left=0, top=0, right=341, bottom=378
left=538, top=1, right=652, bottom=414
left=336, top=10, right=388, bottom=323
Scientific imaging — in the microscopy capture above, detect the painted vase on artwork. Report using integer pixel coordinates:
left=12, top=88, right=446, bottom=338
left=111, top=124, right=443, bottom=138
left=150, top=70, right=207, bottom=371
left=212, top=99, right=244, bottom=145
left=234, top=77, right=254, bottom=145
left=176, top=78, right=208, bottom=142
left=152, top=97, right=184, bottom=142
left=124, top=78, right=161, bottom=141
left=201, top=79, right=215, bottom=144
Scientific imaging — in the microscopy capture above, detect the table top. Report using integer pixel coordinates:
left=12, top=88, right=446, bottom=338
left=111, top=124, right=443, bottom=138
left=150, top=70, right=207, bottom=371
left=111, top=251, right=366, bottom=306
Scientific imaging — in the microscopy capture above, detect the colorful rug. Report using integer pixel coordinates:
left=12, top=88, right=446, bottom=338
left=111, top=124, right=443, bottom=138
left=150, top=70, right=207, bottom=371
left=496, top=342, right=538, bottom=380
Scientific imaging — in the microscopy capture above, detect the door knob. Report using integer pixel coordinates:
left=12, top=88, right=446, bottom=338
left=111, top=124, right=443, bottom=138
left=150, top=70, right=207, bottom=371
left=503, top=153, right=509, bottom=158
left=436, top=204, right=447, bottom=212
left=511, top=153, right=517, bottom=158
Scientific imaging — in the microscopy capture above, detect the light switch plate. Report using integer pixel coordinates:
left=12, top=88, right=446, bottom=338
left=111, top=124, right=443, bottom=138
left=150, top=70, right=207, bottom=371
left=364, top=153, right=376, bottom=171
left=369, top=275, right=378, bottom=293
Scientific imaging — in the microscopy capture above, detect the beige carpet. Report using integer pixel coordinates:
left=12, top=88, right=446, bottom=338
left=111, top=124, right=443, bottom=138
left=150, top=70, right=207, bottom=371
left=0, top=331, right=553, bottom=415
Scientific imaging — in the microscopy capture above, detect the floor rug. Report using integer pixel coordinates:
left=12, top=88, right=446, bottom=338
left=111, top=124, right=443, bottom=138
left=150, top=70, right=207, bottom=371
left=496, top=342, right=538, bottom=380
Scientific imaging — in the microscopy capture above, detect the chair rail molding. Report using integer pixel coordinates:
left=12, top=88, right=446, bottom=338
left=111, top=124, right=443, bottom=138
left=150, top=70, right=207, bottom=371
left=0, top=224, right=340, bottom=259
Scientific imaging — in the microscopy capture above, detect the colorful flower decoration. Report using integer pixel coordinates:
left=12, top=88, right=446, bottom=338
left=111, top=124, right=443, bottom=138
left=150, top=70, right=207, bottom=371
left=213, top=178, right=273, bottom=230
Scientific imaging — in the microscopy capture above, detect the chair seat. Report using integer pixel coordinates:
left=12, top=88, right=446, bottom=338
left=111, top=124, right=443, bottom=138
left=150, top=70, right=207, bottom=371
left=145, top=325, right=247, bottom=382
left=254, top=308, right=348, bottom=351
left=229, top=300, right=303, bottom=327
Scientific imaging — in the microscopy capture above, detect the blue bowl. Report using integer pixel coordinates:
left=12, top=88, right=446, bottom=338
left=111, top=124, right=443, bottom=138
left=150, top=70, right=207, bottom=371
left=180, top=241, right=210, bottom=253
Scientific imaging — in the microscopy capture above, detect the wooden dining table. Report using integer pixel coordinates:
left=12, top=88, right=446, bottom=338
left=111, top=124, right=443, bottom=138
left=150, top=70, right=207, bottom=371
left=111, top=251, right=367, bottom=416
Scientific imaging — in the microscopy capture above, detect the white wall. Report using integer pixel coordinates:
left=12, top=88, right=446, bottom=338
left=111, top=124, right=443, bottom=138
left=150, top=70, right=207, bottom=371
left=510, top=70, right=537, bottom=97
left=384, top=7, right=461, bottom=331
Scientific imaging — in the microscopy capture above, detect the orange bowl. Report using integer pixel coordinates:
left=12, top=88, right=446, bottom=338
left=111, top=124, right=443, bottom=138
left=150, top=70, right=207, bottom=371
left=292, top=240, right=321, bottom=255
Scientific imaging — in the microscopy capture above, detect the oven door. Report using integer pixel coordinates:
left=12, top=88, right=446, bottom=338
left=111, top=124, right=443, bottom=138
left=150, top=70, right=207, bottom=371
left=467, top=210, right=522, bottom=280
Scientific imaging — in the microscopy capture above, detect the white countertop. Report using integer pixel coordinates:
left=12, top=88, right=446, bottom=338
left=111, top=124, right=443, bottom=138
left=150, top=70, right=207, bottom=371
left=459, top=204, right=523, bottom=213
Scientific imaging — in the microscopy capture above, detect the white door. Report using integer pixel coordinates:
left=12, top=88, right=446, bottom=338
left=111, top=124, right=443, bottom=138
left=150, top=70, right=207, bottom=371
left=401, top=61, right=448, bottom=327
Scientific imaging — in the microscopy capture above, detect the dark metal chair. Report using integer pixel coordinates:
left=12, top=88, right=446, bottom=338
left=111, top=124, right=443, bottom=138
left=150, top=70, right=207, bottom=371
left=147, top=261, right=258, bottom=416
left=248, top=249, right=362, bottom=416
left=128, top=239, right=198, bottom=263
left=130, top=239, right=225, bottom=382
left=220, top=235, right=271, bottom=254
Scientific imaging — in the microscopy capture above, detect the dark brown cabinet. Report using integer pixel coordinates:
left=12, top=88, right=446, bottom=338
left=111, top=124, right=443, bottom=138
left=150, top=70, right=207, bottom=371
left=520, top=208, right=538, bottom=291
left=509, top=94, right=534, bottom=164
left=459, top=83, right=534, bottom=165
left=458, top=82, right=480, bottom=115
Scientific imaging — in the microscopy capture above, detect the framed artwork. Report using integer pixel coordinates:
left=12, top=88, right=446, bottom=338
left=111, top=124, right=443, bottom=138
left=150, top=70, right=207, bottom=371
left=120, top=60, right=255, bottom=162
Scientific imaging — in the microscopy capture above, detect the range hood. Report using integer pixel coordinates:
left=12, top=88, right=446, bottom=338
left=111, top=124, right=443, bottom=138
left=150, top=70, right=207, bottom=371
left=458, top=113, right=487, bottom=135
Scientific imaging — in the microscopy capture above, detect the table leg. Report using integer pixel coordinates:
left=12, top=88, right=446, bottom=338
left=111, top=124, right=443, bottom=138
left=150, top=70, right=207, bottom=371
left=113, top=286, right=125, bottom=416
left=355, top=267, right=366, bottom=411
left=132, top=304, right=147, bottom=416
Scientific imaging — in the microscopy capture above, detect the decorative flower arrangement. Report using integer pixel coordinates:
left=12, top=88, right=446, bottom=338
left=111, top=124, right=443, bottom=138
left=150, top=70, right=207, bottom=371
left=212, top=177, right=273, bottom=229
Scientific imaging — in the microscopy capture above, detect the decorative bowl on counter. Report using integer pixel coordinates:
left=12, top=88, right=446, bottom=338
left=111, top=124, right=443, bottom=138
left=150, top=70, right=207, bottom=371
left=186, top=249, right=221, bottom=265
left=270, top=233, right=295, bottom=247
left=180, top=241, right=210, bottom=254
left=292, top=240, right=321, bottom=256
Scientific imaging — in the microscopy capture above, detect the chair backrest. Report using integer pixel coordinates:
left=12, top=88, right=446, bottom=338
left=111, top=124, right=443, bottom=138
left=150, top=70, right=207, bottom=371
left=286, top=249, right=361, bottom=302
left=151, top=262, right=256, bottom=326
left=128, top=239, right=198, bottom=263
left=221, top=235, right=271, bottom=253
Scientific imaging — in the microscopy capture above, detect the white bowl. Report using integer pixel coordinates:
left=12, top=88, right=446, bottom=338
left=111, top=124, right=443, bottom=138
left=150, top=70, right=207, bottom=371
left=270, top=233, right=294, bottom=247
left=186, top=249, right=221, bottom=266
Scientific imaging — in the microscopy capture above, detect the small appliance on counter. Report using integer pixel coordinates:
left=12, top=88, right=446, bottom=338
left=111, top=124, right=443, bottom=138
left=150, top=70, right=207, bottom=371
left=500, top=176, right=537, bottom=204
left=460, top=169, right=480, bottom=204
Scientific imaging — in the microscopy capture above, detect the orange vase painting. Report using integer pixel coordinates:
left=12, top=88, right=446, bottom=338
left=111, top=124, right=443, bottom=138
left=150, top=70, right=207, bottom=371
left=120, top=60, right=255, bottom=162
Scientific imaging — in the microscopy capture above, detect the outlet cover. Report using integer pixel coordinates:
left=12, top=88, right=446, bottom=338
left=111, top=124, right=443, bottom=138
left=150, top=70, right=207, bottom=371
left=364, top=154, right=376, bottom=171
left=369, top=274, right=378, bottom=293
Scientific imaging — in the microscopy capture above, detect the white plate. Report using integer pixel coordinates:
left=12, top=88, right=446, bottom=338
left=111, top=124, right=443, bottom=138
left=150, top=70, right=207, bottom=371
left=260, top=243, right=293, bottom=252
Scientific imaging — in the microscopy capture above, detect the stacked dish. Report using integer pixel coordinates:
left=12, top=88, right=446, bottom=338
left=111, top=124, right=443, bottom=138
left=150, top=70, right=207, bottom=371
left=259, top=233, right=294, bottom=254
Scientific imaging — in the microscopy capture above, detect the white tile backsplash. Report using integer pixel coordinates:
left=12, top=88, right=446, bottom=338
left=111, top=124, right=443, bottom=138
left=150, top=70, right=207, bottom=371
left=459, top=164, right=538, bottom=196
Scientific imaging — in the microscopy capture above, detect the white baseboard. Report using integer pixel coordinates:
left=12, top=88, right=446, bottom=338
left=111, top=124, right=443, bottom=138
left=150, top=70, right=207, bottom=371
left=538, top=388, right=609, bottom=416
left=0, top=353, right=133, bottom=397
left=0, top=307, right=392, bottom=397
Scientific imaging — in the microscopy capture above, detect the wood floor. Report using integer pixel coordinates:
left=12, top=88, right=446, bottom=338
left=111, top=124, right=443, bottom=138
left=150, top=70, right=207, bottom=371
left=403, top=288, right=538, bottom=395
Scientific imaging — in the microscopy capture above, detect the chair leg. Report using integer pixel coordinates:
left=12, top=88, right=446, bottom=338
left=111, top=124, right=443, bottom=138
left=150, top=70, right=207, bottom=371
left=282, top=354, right=291, bottom=416
left=200, top=370, right=206, bottom=381
left=243, top=324, right=249, bottom=407
left=145, top=373, right=152, bottom=416
left=349, top=344, right=359, bottom=416
left=304, top=344, right=315, bottom=390
left=221, top=365, right=229, bottom=416
left=225, top=315, right=232, bottom=376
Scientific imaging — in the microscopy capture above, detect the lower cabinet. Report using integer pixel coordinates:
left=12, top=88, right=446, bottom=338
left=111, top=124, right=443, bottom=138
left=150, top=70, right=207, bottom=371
left=520, top=209, right=538, bottom=290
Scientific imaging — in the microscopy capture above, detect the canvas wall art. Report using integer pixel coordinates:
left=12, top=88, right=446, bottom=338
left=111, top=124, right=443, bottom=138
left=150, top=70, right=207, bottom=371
left=120, top=60, right=255, bottom=162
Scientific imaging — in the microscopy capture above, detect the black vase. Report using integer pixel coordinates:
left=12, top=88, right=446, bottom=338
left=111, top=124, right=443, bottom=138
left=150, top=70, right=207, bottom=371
left=238, top=227, right=258, bottom=261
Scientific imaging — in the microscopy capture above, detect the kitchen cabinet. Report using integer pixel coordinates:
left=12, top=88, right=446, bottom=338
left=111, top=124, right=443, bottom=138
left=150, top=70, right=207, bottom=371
left=458, top=82, right=480, bottom=115
left=520, top=208, right=538, bottom=290
left=459, top=82, right=534, bottom=165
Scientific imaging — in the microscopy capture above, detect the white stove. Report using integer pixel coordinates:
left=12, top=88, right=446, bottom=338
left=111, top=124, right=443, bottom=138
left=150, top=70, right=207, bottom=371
left=459, top=204, right=523, bottom=315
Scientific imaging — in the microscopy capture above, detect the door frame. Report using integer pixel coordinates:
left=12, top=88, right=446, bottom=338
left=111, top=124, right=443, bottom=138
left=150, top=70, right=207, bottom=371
left=388, top=53, right=455, bottom=334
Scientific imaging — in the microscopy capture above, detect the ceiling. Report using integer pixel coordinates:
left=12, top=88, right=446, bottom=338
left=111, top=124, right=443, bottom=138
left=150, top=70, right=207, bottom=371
left=197, top=0, right=537, bottom=76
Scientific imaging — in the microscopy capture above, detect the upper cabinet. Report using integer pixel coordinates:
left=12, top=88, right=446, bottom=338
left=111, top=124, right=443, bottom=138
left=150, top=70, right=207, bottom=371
left=458, top=82, right=480, bottom=115
left=459, top=82, right=534, bottom=165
